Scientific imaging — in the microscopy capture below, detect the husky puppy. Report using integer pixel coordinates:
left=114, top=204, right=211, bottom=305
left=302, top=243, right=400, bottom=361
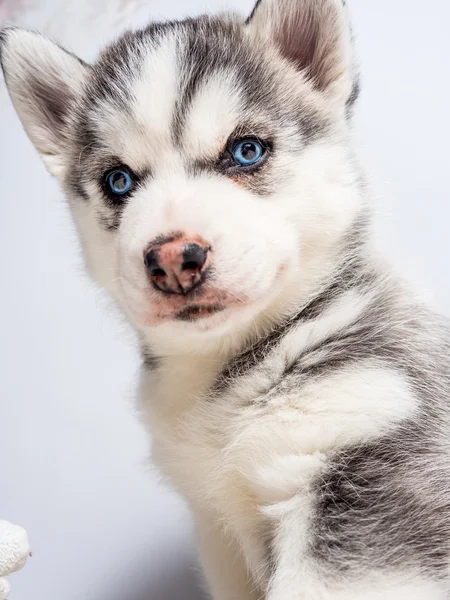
left=1, top=1, right=449, bottom=598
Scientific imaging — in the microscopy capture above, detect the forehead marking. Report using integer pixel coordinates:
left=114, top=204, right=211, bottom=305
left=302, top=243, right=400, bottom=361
left=91, top=34, right=182, bottom=171
left=131, top=34, right=179, bottom=147
left=182, top=72, right=242, bottom=159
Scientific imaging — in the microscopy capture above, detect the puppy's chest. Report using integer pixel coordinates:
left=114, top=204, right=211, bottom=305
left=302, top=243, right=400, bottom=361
left=145, top=367, right=260, bottom=510
left=140, top=354, right=409, bottom=516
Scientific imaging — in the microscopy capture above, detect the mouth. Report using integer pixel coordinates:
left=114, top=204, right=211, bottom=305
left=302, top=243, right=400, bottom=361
left=129, top=284, right=244, bottom=327
left=122, top=259, right=290, bottom=330
left=175, top=303, right=227, bottom=322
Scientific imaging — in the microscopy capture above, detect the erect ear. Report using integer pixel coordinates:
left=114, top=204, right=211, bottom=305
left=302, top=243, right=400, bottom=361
left=0, top=27, right=89, bottom=178
left=246, top=0, right=358, bottom=110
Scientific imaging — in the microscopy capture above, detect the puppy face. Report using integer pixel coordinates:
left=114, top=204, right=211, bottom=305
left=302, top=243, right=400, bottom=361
left=0, top=0, right=362, bottom=340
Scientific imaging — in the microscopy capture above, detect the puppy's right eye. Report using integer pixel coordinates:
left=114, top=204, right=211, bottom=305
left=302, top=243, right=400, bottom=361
left=232, top=139, right=265, bottom=167
left=104, top=168, right=134, bottom=200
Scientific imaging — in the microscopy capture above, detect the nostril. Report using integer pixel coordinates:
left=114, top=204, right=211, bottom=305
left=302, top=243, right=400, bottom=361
left=144, top=249, right=166, bottom=278
left=182, top=244, right=208, bottom=272
left=183, top=261, right=201, bottom=271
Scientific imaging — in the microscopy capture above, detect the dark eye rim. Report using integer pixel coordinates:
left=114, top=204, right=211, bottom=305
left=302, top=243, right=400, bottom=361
left=101, top=165, right=138, bottom=203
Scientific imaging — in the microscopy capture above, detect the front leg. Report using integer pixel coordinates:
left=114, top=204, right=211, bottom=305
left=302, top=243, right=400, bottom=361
left=263, top=491, right=321, bottom=600
left=195, top=513, right=263, bottom=600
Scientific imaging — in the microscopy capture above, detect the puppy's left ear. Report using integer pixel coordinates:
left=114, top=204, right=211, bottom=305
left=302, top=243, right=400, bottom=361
left=0, top=27, right=89, bottom=178
left=246, top=0, right=358, bottom=111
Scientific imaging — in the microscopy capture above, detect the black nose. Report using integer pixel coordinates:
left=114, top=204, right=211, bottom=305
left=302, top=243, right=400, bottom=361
left=143, top=241, right=209, bottom=295
left=182, top=244, right=207, bottom=271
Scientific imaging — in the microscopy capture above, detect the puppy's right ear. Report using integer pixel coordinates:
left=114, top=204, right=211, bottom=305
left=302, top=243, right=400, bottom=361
left=246, top=0, right=356, bottom=111
left=0, top=27, right=89, bottom=178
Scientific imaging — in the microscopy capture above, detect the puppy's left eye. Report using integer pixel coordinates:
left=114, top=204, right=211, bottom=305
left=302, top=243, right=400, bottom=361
left=232, top=139, right=265, bottom=166
left=104, top=168, right=134, bottom=199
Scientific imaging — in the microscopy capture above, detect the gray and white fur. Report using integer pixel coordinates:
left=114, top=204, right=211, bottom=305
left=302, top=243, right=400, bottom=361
left=1, top=0, right=450, bottom=598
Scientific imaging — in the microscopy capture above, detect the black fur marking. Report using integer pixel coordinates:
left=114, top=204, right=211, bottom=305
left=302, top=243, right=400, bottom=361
left=214, top=257, right=368, bottom=393
left=65, top=122, right=101, bottom=202
left=0, top=27, right=9, bottom=59
left=86, top=28, right=154, bottom=109
left=260, top=298, right=419, bottom=408
left=147, top=232, right=184, bottom=250
left=175, top=304, right=225, bottom=321
left=349, top=75, right=361, bottom=105
left=172, top=19, right=220, bottom=144
left=28, top=73, right=71, bottom=131
left=141, top=345, right=160, bottom=370
left=97, top=209, right=122, bottom=232
left=214, top=218, right=369, bottom=393
left=245, top=0, right=263, bottom=26
left=65, top=174, right=89, bottom=201
left=312, top=418, right=450, bottom=577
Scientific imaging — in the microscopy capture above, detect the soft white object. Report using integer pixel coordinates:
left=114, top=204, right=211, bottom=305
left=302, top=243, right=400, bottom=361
left=0, top=521, right=30, bottom=600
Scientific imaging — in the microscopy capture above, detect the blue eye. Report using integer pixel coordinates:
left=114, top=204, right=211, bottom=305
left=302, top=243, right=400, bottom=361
left=232, top=139, right=265, bottom=166
left=106, top=169, right=133, bottom=196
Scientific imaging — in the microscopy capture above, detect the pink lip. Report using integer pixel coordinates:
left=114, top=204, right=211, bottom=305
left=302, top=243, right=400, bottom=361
left=156, top=287, right=242, bottom=313
left=140, top=286, right=248, bottom=326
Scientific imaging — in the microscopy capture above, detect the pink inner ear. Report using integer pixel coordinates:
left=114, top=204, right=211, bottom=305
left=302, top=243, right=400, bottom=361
left=247, top=0, right=350, bottom=96
left=277, top=5, right=343, bottom=92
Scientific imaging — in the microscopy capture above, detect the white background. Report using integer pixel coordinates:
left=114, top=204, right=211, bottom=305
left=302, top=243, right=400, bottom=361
left=1, top=0, right=449, bottom=598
